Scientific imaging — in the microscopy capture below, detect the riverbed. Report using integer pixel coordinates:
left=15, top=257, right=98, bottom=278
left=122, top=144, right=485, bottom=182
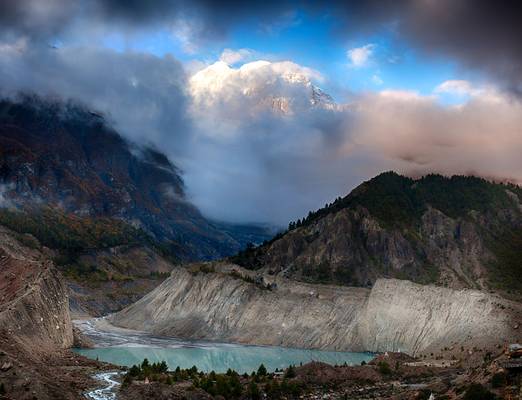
left=84, top=372, right=122, bottom=400
left=74, top=318, right=374, bottom=374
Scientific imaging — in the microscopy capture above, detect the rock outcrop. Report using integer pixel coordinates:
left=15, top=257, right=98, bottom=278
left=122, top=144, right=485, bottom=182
left=0, top=227, right=73, bottom=354
left=110, top=265, right=522, bottom=355
left=0, top=226, right=105, bottom=400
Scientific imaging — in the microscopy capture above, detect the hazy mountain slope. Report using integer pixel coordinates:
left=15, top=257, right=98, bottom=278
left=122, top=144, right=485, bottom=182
left=0, top=96, right=272, bottom=261
left=231, top=172, right=522, bottom=296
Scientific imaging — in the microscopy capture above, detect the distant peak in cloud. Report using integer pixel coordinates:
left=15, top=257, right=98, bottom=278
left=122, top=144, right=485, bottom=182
left=347, top=44, right=375, bottom=68
left=189, top=59, right=331, bottom=118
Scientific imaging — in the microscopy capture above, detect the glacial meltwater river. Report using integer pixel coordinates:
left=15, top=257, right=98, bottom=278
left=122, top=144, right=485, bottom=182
left=74, top=319, right=374, bottom=374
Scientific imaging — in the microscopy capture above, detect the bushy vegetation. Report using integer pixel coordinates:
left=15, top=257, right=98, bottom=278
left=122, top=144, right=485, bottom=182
left=198, top=370, right=243, bottom=398
left=285, top=172, right=521, bottom=231
left=463, top=383, right=496, bottom=400
left=123, top=359, right=304, bottom=399
left=228, top=242, right=267, bottom=270
left=148, top=271, right=171, bottom=279
left=0, top=207, right=179, bottom=282
left=227, top=270, right=274, bottom=290
left=490, top=371, right=507, bottom=388
left=377, top=361, right=392, bottom=375
left=126, top=359, right=168, bottom=380
left=0, top=207, right=149, bottom=253
left=487, top=226, right=522, bottom=293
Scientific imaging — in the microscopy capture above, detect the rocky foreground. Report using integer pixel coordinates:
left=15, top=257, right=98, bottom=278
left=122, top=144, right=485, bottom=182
left=110, top=264, right=522, bottom=356
left=0, top=226, right=110, bottom=399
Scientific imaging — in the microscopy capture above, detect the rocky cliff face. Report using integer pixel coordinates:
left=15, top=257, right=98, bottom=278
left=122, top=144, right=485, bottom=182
left=110, top=265, right=522, bottom=355
left=231, top=172, right=522, bottom=296
left=0, top=225, right=113, bottom=399
left=0, top=226, right=73, bottom=354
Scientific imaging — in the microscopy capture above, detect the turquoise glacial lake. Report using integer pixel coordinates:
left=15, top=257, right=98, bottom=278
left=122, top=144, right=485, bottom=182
left=74, top=319, right=374, bottom=373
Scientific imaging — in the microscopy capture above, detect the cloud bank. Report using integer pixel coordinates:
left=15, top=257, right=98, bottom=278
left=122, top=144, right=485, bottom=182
left=2, top=37, right=522, bottom=225
left=0, top=43, right=190, bottom=157
left=185, top=61, right=522, bottom=224
left=1, top=1, right=522, bottom=225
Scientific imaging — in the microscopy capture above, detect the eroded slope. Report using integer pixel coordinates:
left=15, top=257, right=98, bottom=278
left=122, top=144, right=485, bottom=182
left=110, top=265, right=522, bottom=355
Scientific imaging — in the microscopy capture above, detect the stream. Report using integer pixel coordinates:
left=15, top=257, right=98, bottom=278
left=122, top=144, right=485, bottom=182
left=85, top=371, right=122, bottom=400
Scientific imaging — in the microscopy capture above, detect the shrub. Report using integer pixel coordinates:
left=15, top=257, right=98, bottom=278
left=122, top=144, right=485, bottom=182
left=463, top=384, right=496, bottom=400
left=248, top=381, right=261, bottom=400
left=377, top=361, right=392, bottom=375
left=491, top=372, right=507, bottom=388
left=284, top=365, right=296, bottom=379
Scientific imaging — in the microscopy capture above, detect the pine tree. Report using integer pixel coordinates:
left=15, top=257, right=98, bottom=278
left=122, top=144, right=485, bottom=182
left=248, top=381, right=261, bottom=400
left=257, top=363, right=267, bottom=376
left=284, top=365, right=296, bottom=379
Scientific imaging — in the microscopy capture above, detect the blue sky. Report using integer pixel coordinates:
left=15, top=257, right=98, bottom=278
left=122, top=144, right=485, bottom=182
left=97, top=9, right=472, bottom=104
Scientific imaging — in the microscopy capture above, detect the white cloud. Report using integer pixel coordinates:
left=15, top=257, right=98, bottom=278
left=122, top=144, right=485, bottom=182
left=219, top=48, right=254, bottom=65
left=184, top=59, right=348, bottom=223
left=189, top=60, right=327, bottom=122
left=350, top=88, right=522, bottom=183
left=434, top=79, right=474, bottom=95
left=434, top=80, right=505, bottom=104
left=188, top=60, right=522, bottom=223
left=171, top=18, right=201, bottom=54
left=0, top=44, right=190, bottom=156
left=347, top=44, right=375, bottom=67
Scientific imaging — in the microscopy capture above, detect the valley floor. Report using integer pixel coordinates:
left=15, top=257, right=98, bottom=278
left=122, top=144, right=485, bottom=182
left=72, top=318, right=522, bottom=400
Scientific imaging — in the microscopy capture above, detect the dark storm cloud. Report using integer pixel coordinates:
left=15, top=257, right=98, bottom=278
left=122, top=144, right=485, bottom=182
left=0, top=0, right=295, bottom=42
left=0, top=0, right=76, bottom=40
left=2, top=1, right=520, bottom=91
left=407, top=0, right=522, bottom=95
left=331, top=0, right=522, bottom=95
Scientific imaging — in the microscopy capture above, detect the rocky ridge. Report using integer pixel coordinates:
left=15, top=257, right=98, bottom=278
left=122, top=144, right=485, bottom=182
left=0, top=226, right=73, bottom=354
left=232, top=173, right=522, bottom=296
